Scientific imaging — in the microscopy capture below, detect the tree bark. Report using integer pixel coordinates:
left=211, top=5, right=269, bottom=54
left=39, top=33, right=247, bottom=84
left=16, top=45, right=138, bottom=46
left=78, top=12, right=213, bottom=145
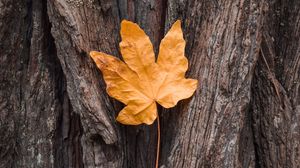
left=0, top=0, right=299, bottom=168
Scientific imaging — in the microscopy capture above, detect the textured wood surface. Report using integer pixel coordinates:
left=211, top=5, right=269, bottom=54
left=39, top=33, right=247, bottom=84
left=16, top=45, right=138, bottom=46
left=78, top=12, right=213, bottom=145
left=1, top=0, right=300, bottom=167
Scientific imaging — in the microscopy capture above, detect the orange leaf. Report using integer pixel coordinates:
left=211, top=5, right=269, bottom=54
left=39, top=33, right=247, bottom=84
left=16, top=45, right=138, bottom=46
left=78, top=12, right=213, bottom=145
left=90, top=20, right=198, bottom=125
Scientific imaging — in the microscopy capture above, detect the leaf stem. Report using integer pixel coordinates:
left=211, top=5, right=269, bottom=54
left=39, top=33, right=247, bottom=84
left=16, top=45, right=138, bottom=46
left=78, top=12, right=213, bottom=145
left=156, top=112, right=160, bottom=168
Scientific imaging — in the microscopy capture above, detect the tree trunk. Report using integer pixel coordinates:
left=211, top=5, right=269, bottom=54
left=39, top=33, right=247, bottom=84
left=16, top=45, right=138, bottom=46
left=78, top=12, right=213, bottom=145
left=0, top=0, right=299, bottom=167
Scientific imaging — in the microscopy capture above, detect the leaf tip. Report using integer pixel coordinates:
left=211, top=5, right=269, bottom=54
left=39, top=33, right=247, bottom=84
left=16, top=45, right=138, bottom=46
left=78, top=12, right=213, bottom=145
left=121, top=19, right=136, bottom=30
left=170, top=20, right=182, bottom=30
left=193, top=79, right=199, bottom=87
left=121, top=19, right=131, bottom=23
left=120, top=19, right=147, bottom=40
left=188, top=79, right=199, bottom=94
left=90, top=51, right=102, bottom=61
left=174, top=20, right=181, bottom=26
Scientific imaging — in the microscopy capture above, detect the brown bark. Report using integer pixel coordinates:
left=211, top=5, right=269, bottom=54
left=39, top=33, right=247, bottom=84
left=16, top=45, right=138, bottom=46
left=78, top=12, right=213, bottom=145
left=251, top=1, right=300, bottom=167
left=0, top=0, right=299, bottom=168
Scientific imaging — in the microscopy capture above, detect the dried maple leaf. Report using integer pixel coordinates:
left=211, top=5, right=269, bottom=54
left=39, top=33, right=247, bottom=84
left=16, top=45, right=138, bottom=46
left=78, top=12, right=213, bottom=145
left=90, top=20, right=198, bottom=125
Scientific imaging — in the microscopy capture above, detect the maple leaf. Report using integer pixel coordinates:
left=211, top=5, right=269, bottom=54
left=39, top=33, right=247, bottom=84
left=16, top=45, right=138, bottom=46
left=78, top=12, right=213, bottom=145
left=90, top=20, right=198, bottom=125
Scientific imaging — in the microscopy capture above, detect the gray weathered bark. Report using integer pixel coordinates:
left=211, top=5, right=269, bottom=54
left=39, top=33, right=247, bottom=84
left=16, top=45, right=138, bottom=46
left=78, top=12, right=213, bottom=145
left=1, top=0, right=299, bottom=167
